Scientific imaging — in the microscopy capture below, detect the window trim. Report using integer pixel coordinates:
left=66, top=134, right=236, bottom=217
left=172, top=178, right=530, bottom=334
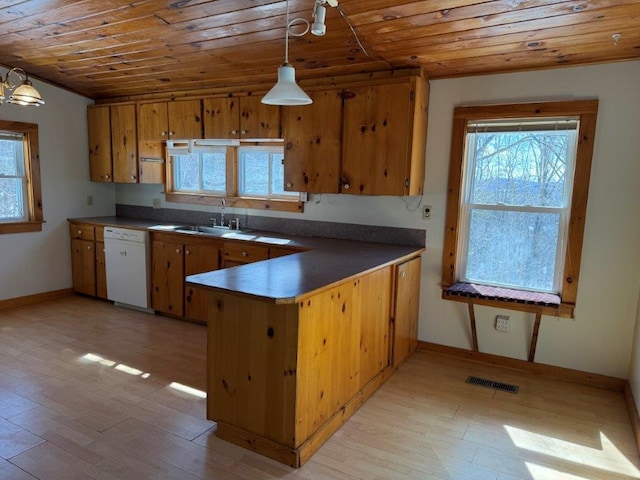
left=0, top=120, right=43, bottom=234
left=441, top=100, right=599, bottom=318
left=165, top=143, right=303, bottom=213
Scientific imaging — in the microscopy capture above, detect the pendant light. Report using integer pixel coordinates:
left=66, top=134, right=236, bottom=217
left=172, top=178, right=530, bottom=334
left=262, top=0, right=312, bottom=106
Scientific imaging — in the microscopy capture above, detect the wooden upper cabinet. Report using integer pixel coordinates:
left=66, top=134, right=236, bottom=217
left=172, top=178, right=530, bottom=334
left=203, top=96, right=281, bottom=139
left=111, top=104, right=138, bottom=183
left=88, top=106, right=112, bottom=182
left=138, top=102, right=169, bottom=143
left=167, top=99, right=203, bottom=139
left=342, top=76, right=428, bottom=196
left=283, top=88, right=343, bottom=194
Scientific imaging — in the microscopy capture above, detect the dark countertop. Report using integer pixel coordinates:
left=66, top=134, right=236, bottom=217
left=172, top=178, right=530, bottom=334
left=69, top=216, right=424, bottom=304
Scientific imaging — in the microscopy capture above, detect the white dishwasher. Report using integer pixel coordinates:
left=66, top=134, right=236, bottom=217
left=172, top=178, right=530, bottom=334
left=104, top=227, right=153, bottom=312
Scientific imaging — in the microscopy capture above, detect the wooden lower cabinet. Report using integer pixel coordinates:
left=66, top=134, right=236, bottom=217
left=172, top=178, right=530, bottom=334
left=206, top=262, right=416, bottom=467
left=151, top=232, right=221, bottom=322
left=392, top=256, right=422, bottom=367
left=221, top=241, right=269, bottom=268
left=69, top=223, right=106, bottom=298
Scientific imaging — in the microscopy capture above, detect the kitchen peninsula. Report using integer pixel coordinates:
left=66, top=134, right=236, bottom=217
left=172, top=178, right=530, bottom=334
left=187, top=236, right=423, bottom=467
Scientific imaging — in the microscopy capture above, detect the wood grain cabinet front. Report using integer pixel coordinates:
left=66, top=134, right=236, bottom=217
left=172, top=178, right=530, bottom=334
left=392, top=256, right=422, bottom=368
left=203, top=96, right=281, bottom=140
left=150, top=232, right=221, bottom=323
left=283, top=76, right=429, bottom=196
left=69, top=223, right=106, bottom=298
left=87, top=104, right=139, bottom=184
left=221, top=241, right=269, bottom=268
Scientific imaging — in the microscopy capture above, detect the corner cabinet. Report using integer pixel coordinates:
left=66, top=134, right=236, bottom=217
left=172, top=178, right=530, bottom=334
left=283, top=75, right=429, bottom=196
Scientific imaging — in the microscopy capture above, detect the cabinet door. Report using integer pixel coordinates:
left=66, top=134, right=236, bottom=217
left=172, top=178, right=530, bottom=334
left=203, top=97, right=239, bottom=139
left=168, top=99, right=202, bottom=139
left=95, top=240, right=107, bottom=299
left=393, top=256, right=421, bottom=368
left=111, top=104, right=138, bottom=183
left=283, top=88, right=342, bottom=193
left=240, top=96, right=281, bottom=139
left=88, top=106, right=112, bottom=182
left=71, top=239, right=96, bottom=296
left=138, top=101, right=168, bottom=164
left=185, top=243, right=220, bottom=323
left=342, top=82, right=413, bottom=195
left=151, top=240, right=185, bottom=316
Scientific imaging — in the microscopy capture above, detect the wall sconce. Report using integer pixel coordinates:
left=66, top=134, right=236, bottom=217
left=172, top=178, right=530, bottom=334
left=0, top=67, right=45, bottom=106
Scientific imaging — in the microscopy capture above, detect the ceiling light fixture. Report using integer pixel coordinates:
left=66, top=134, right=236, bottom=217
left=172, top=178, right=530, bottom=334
left=311, top=0, right=338, bottom=36
left=0, top=67, right=45, bottom=107
left=261, top=0, right=313, bottom=106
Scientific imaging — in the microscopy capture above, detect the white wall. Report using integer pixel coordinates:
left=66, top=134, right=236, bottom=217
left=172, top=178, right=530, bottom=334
left=116, top=61, right=636, bottom=378
left=0, top=71, right=115, bottom=301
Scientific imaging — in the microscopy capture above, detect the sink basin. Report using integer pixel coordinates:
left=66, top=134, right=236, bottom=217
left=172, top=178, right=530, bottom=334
left=173, top=225, right=251, bottom=236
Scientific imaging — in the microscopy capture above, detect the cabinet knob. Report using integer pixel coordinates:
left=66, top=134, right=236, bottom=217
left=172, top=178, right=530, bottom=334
left=231, top=129, right=238, bottom=135
left=169, top=131, right=175, bottom=136
left=400, top=271, right=406, bottom=278
left=241, top=130, right=247, bottom=135
left=343, top=183, right=350, bottom=190
left=87, top=245, right=92, bottom=251
left=103, top=174, right=111, bottom=180
left=286, top=182, right=293, bottom=188
left=176, top=248, right=181, bottom=254
left=77, top=230, right=82, bottom=235
left=161, top=131, right=167, bottom=136
left=131, top=175, right=136, bottom=180
left=185, top=249, right=190, bottom=255
left=242, top=251, right=248, bottom=257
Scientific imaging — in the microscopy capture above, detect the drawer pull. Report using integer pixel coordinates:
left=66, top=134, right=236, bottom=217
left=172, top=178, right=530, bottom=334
left=242, top=251, right=248, bottom=257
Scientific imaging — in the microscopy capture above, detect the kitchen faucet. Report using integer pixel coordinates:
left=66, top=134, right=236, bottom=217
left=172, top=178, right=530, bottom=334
left=220, top=198, right=226, bottom=226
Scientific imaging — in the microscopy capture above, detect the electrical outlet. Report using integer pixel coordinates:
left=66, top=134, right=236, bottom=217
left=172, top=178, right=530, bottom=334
left=422, top=205, right=432, bottom=219
left=495, top=315, right=510, bottom=333
left=86, top=195, right=93, bottom=206
left=152, top=198, right=161, bottom=208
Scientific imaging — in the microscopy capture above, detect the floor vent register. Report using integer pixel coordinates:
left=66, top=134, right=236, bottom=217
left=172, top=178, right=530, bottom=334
left=465, top=376, right=519, bottom=394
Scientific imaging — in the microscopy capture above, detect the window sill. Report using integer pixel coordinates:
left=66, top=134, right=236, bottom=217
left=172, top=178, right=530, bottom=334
left=0, top=221, right=44, bottom=234
left=442, top=282, right=574, bottom=318
left=165, top=192, right=304, bottom=213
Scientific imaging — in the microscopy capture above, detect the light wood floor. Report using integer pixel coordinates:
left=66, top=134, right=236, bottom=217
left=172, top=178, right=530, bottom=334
left=1, top=295, right=639, bottom=480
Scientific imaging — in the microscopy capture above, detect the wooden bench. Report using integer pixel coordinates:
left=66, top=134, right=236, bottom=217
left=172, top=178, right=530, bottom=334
left=443, top=282, right=561, bottom=362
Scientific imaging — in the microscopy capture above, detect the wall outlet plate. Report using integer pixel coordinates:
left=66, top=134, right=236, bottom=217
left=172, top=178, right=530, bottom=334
left=422, top=205, right=432, bottom=219
left=496, top=315, right=510, bottom=333
left=152, top=198, right=161, bottom=208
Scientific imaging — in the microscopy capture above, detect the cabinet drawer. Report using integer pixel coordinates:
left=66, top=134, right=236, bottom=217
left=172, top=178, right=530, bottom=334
left=69, top=224, right=95, bottom=241
left=223, top=242, right=269, bottom=263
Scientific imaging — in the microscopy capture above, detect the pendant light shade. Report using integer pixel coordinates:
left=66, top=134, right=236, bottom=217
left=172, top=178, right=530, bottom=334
left=262, top=0, right=312, bottom=106
left=262, top=63, right=312, bottom=106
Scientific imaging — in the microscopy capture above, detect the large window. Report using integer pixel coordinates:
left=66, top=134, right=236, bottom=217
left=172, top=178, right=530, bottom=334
left=0, top=120, right=43, bottom=234
left=442, top=101, right=599, bottom=317
left=166, top=141, right=302, bottom=213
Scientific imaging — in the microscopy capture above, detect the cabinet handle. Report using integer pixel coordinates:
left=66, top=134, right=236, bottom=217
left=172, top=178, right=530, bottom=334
left=185, top=249, right=190, bottom=255
left=343, top=183, right=350, bottom=190
left=103, top=174, right=111, bottom=180
left=169, top=131, right=175, bottom=136
left=400, top=271, right=406, bottom=278
left=176, top=248, right=181, bottom=254
left=286, top=182, right=293, bottom=188
left=241, top=129, right=247, bottom=135
left=77, top=230, right=82, bottom=235
left=242, top=251, right=248, bottom=257
left=87, top=245, right=92, bottom=251
left=131, top=175, right=136, bottom=180
left=231, top=129, right=238, bottom=135
left=161, top=131, right=167, bottom=136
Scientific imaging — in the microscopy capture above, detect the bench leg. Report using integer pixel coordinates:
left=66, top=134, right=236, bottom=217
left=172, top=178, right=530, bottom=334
left=467, top=302, right=479, bottom=352
left=528, top=311, right=542, bottom=362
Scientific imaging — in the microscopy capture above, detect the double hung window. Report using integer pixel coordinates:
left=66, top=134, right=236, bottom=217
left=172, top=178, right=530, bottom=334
left=0, top=120, right=42, bottom=234
left=442, top=101, right=599, bottom=316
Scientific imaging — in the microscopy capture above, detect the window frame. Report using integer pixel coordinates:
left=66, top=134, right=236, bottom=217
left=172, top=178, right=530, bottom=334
left=237, top=145, right=298, bottom=200
left=165, top=142, right=303, bottom=213
left=441, top=100, right=599, bottom=318
left=0, top=120, right=43, bottom=234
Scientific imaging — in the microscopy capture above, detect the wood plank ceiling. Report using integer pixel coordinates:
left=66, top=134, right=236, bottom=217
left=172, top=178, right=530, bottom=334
left=0, top=0, right=638, bottom=102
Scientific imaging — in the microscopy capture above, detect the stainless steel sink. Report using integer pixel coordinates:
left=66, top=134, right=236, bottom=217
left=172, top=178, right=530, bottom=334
left=173, top=225, right=251, bottom=235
